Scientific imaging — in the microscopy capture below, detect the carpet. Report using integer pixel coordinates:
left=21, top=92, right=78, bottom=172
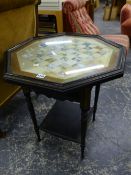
left=0, top=3, right=131, bottom=175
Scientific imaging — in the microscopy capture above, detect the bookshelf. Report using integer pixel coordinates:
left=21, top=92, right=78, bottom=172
left=38, top=0, right=64, bottom=34
left=38, top=14, right=57, bottom=35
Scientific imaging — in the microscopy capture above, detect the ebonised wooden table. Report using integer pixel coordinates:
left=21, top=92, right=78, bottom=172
left=4, top=33, right=126, bottom=159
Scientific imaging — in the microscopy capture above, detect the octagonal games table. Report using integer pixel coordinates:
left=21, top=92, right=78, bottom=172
left=4, top=33, right=126, bottom=159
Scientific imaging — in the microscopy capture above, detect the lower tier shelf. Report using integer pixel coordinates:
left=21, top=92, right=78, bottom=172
left=40, top=100, right=93, bottom=144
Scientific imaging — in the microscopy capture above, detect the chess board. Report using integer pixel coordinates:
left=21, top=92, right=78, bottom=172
left=15, top=36, right=119, bottom=83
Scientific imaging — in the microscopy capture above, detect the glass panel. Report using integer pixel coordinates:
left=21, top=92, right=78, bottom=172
left=11, top=36, right=120, bottom=83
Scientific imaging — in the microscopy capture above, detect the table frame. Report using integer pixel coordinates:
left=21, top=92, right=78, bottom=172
left=22, top=84, right=100, bottom=159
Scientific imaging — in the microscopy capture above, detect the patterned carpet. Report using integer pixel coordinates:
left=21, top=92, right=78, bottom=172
left=0, top=4, right=131, bottom=175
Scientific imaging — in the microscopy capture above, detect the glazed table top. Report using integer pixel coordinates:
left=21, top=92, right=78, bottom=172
left=4, top=33, right=126, bottom=91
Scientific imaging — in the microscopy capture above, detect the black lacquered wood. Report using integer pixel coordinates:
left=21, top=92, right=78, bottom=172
left=4, top=33, right=126, bottom=92
left=93, top=84, right=100, bottom=121
left=23, top=87, right=41, bottom=142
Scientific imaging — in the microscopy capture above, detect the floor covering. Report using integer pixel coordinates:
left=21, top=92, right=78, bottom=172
left=0, top=3, right=131, bottom=175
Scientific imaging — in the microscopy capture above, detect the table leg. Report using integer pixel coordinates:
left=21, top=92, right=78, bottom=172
left=93, top=84, right=100, bottom=121
left=23, top=88, right=41, bottom=141
left=80, top=87, right=92, bottom=159
left=108, top=0, right=117, bottom=20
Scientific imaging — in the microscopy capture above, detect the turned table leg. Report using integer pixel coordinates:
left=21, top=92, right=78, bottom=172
left=23, top=88, right=41, bottom=142
left=80, top=87, right=92, bottom=159
left=93, top=84, right=100, bottom=122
